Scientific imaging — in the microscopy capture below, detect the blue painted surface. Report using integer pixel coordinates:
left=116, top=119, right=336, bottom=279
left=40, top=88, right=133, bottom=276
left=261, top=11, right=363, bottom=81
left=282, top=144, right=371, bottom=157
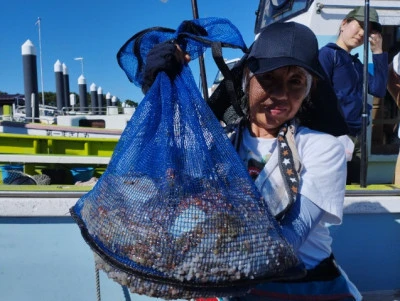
left=0, top=214, right=399, bottom=300
left=331, top=213, right=400, bottom=292
left=0, top=217, right=166, bottom=301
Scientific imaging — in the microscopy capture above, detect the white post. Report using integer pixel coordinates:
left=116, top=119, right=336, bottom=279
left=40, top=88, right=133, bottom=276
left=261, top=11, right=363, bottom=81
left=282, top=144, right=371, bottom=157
left=70, top=93, right=76, bottom=113
left=31, top=93, right=36, bottom=122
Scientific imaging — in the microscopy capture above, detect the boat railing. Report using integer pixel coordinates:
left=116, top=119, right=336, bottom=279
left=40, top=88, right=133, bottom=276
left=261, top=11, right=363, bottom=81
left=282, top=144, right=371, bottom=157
left=59, top=105, right=135, bottom=116
left=315, top=1, right=400, bottom=13
left=12, top=104, right=58, bottom=124
left=6, top=104, right=135, bottom=123
left=0, top=154, right=111, bottom=165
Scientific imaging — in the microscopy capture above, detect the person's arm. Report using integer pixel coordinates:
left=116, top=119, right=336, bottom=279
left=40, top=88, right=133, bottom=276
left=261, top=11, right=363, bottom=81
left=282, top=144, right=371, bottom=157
left=388, top=52, right=400, bottom=109
left=367, top=52, right=389, bottom=97
left=297, top=131, right=347, bottom=225
left=318, top=46, right=335, bottom=81
left=279, top=194, right=324, bottom=251
left=368, top=32, right=389, bottom=97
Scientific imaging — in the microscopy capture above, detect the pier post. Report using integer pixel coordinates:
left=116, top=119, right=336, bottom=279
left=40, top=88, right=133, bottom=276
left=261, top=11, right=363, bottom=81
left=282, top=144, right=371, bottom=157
left=21, top=40, right=39, bottom=123
left=97, top=87, right=103, bottom=115
left=106, top=92, right=111, bottom=107
left=78, top=75, right=88, bottom=113
left=90, top=83, right=98, bottom=115
left=54, top=60, right=65, bottom=112
left=62, top=63, right=70, bottom=110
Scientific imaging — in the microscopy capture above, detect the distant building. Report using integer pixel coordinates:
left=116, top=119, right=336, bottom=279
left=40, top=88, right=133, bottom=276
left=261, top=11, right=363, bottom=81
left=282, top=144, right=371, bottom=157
left=0, top=93, right=25, bottom=105
left=0, top=93, right=24, bottom=119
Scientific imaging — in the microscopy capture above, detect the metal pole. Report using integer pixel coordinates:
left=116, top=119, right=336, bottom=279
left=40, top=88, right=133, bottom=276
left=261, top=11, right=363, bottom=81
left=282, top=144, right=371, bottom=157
left=35, top=17, right=45, bottom=106
left=74, top=57, right=84, bottom=75
left=191, top=0, right=209, bottom=101
left=360, top=1, right=370, bottom=187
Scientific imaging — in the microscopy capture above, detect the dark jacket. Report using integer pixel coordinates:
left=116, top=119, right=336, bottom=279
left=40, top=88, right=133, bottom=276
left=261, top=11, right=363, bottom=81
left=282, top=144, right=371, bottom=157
left=319, top=43, right=388, bottom=136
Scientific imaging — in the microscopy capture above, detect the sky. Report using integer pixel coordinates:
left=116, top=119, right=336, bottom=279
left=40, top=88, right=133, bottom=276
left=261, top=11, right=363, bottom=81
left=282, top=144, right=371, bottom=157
left=1, top=0, right=260, bottom=104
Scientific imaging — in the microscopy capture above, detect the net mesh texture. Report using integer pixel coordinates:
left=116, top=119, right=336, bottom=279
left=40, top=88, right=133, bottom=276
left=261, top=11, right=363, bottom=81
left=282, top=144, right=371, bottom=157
left=70, top=17, right=303, bottom=300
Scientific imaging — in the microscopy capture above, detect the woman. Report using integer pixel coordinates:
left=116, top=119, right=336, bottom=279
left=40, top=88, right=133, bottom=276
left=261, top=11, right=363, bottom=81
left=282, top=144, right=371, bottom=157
left=144, top=21, right=361, bottom=300
left=387, top=51, right=400, bottom=185
left=319, top=6, right=388, bottom=184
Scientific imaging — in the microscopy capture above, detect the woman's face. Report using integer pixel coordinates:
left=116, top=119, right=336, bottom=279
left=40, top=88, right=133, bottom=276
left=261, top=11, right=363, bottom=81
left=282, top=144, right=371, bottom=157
left=247, top=66, right=309, bottom=137
left=339, top=19, right=368, bottom=51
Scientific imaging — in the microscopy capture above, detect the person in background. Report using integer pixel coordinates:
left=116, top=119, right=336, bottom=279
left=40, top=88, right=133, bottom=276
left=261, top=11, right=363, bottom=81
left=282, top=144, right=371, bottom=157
left=319, top=6, right=388, bottom=184
left=144, top=21, right=361, bottom=300
left=387, top=51, right=400, bottom=184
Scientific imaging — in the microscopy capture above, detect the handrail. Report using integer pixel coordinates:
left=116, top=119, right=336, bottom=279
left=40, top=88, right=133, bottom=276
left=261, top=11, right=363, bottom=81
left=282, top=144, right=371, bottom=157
left=345, top=189, right=400, bottom=197
left=316, top=1, right=400, bottom=12
left=1, top=189, right=399, bottom=217
left=0, top=190, right=86, bottom=198
left=0, top=154, right=111, bottom=165
left=0, top=187, right=398, bottom=198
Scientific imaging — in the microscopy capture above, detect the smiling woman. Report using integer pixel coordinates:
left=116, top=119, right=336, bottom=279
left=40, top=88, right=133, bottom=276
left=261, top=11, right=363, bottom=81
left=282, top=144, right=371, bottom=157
left=205, top=21, right=363, bottom=301
left=247, top=67, right=311, bottom=137
left=139, top=20, right=361, bottom=300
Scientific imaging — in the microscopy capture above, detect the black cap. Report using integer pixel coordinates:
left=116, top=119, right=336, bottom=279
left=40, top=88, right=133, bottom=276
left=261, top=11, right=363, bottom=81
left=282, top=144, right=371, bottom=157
left=247, top=22, right=325, bottom=79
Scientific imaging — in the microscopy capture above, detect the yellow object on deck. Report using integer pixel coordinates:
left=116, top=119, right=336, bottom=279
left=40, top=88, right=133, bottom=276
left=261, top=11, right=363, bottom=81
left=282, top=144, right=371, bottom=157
left=0, top=133, right=118, bottom=157
left=395, top=152, right=400, bottom=185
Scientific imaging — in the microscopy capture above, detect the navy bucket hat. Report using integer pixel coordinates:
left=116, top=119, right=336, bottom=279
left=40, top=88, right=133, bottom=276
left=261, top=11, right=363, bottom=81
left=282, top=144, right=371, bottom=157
left=247, top=22, right=325, bottom=79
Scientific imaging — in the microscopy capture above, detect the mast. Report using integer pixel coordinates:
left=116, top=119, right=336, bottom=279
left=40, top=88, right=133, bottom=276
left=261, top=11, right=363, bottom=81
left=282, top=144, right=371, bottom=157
left=191, top=0, right=209, bottom=101
left=35, top=17, right=45, bottom=106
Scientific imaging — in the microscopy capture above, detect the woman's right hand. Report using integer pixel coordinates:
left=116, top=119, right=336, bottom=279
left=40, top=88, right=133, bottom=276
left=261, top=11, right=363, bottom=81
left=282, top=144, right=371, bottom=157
left=142, top=41, right=191, bottom=93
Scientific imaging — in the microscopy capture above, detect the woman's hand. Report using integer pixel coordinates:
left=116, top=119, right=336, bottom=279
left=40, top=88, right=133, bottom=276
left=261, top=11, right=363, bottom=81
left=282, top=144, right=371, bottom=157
left=174, top=44, right=191, bottom=65
left=369, top=32, right=383, bottom=54
left=142, top=41, right=191, bottom=93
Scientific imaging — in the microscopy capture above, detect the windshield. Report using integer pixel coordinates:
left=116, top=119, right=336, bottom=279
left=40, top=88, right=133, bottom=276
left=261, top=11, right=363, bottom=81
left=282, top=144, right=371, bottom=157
left=254, top=0, right=314, bottom=34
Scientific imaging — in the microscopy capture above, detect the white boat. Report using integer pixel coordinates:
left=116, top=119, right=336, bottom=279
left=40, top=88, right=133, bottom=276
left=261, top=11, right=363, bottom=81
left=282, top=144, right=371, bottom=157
left=0, top=94, right=134, bottom=139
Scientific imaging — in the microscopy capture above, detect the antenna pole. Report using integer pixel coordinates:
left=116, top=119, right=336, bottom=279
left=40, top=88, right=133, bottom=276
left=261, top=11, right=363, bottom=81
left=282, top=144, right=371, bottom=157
left=360, top=1, right=370, bottom=187
left=36, top=17, right=45, bottom=106
left=74, top=57, right=84, bottom=75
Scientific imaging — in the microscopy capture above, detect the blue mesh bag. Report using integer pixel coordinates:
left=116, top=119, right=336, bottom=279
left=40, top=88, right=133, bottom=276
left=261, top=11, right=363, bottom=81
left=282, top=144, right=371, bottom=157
left=70, top=17, right=304, bottom=299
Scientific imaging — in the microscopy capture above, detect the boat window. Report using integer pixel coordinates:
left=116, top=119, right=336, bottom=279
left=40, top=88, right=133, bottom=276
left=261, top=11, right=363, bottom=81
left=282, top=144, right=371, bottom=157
left=254, top=0, right=314, bottom=34
left=212, top=59, right=240, bottom=85
left=371, top=25, right=400, bottom=155
left=209, top=59, right=240, bottom=95
left=79, top=119, right=106, bottom=128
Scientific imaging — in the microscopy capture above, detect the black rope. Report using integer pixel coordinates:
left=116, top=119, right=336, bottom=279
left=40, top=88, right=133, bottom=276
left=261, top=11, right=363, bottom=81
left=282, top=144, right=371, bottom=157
left=211, top=41, right=244, bottom=118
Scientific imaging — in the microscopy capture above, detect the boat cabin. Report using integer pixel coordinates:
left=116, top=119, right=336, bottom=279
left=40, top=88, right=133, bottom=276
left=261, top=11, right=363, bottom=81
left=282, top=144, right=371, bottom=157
left=212, top=0, right=400, bottom=184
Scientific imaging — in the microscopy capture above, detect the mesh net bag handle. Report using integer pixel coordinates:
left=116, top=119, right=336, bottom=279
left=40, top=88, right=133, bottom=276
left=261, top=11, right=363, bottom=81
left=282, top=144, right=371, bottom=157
left=70, top=17, right=305, bottom=300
